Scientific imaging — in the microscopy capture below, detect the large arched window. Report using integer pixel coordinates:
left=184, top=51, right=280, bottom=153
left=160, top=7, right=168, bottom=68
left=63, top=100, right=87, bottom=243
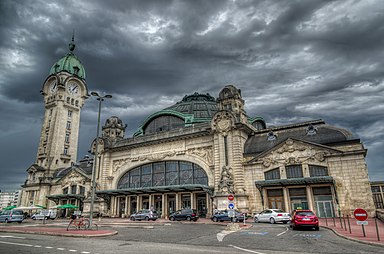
left=117, top=161, right=208, bottom=189
left=144, top=115, right=184, bottom=134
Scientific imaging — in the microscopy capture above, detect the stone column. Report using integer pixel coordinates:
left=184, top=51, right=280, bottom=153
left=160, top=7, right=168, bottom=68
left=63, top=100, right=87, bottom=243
left=206, top=193, right=212, bottom=218
left=138, top=195, right=142, bottom=210
left=127, top=196, right=131, bottom=216
left=283, top=187, right=290, bottom=212
left=306, top=186, right=314, bottom=211
left=149, top=195, right=153, bottom=210
left=191, top=192, right=196, bottom=209
left=176, top=193, right=180, bottom=210
left=262, top=189, right=268, bottom=209
left=124, top=196, right=128, bottom=216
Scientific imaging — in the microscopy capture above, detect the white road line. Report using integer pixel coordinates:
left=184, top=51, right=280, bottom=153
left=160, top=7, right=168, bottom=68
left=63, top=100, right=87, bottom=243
left=216, top=230, right=236, bottom=242
left=34, top=245, right=42, bottom=247
left=69, top=250, right=78, bottom=252
left=229, top=245, right=266, bottom=254
left=276, top=227, right=289, bottom=236
left=57, top=247, right=65, bottom=250
left=46, top=246, right=54, bottom=249
left=0, top=235, right=26, bottom=239
left=81, top=252, right=91, bottom=254
left=0, top=240, right=33, bottom=247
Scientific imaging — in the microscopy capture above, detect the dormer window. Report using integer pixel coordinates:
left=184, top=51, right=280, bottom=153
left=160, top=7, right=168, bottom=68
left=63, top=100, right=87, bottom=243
left=73, top=66, right=80, bottom=76
left=267, top=131, right=277, bottom=141
left=306, top=124, right=318, bottom=136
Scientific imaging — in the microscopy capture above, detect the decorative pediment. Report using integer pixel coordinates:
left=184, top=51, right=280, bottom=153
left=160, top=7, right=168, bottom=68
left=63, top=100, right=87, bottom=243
left=26, top=164, right=46, bottom=174
left=60, top=168, right=89, bottom=187
left=252, top=138, right=342, bottom=167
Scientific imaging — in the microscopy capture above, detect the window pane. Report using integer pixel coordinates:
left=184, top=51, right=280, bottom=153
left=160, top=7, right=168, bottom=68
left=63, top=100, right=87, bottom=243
left=264, top=168, right=280, bottom=180
left=286, top=165, right=303, bottom=178
left=309, top=165, right=328, bottom=177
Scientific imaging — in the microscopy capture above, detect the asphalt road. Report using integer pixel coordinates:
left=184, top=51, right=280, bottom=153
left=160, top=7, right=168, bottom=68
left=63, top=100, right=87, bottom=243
left=0, top=222, right=383, bottom=254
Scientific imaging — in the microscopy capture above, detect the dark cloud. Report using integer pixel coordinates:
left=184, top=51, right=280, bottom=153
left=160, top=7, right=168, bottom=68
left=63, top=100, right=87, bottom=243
left=0, top=0, right=383, bottom=191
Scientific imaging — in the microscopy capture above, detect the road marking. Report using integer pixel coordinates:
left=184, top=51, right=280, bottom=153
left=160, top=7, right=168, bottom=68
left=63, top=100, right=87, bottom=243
left=229, top=245, right=266, bottom=254
left=34, top=245, right=42, bottom=247
left=240, top=231, right=268, bottom=235
left=57, top=247, right=65, bottom=250
left=81, top=252, right=91, bottom=254
left=217, top=230, right=236, bottom=242
left=0, top=240, right=33, bottom=247
left=46, top=246, right=54, bottom=249
left=0, top=235, right=26, bottom=239
left=69, top=250, right=78, bottom=252
left=277, top=227, right=289, bottom=236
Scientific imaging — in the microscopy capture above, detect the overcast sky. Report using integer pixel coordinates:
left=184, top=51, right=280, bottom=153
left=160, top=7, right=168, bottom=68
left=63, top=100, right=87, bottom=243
left=0, top=0, right=383, bottom=192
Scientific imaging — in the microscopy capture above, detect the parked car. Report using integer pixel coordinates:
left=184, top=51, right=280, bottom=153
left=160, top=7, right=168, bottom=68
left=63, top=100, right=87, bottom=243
left=31, top=209, right=57, bottom=220
left=169, top=209, right=199, bottom=221
left=0, top=209, right=24, bottom=223
left=211, top=210, right=246, bottom=222
left=290, top=209, right=319, bottom=231
left=254, top=209, right=291, bottom=224
left=130, top=209, right=158, bottom=221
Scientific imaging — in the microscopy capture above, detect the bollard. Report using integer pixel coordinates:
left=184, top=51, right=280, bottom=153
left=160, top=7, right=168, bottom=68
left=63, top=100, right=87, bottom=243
left=339, top=216, right=343, bottom=229
left=375, top=218, right=380, bottom=241
left=325, top=216, right=328, bottom=226
left=343, top=215, right=347, bottom=231
left=347, top=215, right=351, bottom=234
left=362, top=224, right=366, bottom=237
left=333, top=216, right=336, bottom=227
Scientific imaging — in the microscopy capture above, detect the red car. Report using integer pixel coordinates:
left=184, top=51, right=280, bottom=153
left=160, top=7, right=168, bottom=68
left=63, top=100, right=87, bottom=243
left=291, top=210, right=319, bottom=231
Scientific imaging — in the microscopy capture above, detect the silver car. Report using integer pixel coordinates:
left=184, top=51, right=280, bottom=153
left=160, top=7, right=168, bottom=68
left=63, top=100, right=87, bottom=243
left=0, top=209, right=24, bottom=223
left=254, top=209, right=290, bottom=224
left=130, top=210, right=158, bottom=221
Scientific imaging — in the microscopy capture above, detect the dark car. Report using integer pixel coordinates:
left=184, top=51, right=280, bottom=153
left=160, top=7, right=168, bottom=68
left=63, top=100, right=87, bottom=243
left=211, top=210, right=246, bottom=222
left=169, top=209, right=199, bottom=221
left=130, top=209, right=158, bottom=221
left=290, top=209, right=319, bottom=231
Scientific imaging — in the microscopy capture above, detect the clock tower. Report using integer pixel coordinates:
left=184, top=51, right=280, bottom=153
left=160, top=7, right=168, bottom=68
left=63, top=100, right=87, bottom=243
left=36, top=36, right=88, bottom=174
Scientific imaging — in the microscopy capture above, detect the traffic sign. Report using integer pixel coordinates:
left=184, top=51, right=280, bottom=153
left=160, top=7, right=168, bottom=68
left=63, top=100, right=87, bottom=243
left=357, top=221, right=368, bottom=225
left=228, top=203, right=235, bottom=210
left=353, top=208, right=368, bottom=221
left=228, top=194, right=234, bottom=201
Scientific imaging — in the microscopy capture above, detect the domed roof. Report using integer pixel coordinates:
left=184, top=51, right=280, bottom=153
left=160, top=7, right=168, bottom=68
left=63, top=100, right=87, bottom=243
left=49, top=37, right=86, bottom=79
left=134, top=92, right=219, bottom=136
left=164, top=92, right=218, bottom=119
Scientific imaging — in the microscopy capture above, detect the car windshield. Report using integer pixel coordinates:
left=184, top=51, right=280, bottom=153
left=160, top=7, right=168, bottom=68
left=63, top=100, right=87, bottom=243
left=296, top=211, right=315, bottom=216
left=273, top=209, right=284, bottom=213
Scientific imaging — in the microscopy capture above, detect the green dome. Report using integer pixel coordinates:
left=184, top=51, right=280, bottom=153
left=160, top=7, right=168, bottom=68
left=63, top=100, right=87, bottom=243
left=49, top=39, right=86, bottom=79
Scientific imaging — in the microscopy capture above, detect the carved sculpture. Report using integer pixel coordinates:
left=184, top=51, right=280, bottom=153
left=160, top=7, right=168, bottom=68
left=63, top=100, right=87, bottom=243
left=218, top=166, right=234, bottom=193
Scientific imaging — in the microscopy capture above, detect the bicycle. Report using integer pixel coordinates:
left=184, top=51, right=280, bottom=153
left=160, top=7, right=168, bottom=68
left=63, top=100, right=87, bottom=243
left=67, top=215, right=98, bottom=231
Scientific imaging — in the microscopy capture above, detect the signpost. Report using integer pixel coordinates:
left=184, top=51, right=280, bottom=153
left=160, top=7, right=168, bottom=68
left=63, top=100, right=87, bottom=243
left=228, top=194, right=234, bottom=201
left=228, top=194, right=235, bottom=221
left=353, top=208, right=368, bottom=237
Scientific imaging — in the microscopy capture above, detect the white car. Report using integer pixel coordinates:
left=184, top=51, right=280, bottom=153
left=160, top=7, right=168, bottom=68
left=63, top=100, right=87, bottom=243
left=254, top=209, right=290, bottom=224
left=31, top=210, right=57, bottom=220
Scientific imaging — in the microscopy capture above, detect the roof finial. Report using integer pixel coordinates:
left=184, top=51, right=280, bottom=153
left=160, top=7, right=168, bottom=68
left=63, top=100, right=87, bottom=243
left=69, top=29, right=76, bottom=53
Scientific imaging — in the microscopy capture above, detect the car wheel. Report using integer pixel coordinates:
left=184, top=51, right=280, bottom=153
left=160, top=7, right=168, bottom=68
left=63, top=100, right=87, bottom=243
left=254, top=217, right=259, bottom=223
left=170, top=216, right=175, bottom=221
left=145, top=216, right=149, bottom=221
left=270, top=217, right=275, bottom=224
left=130, top=217, right=135, bottom=221
left=315, top=226, right=319, bottom=231
left=5, top=219, right=9, bottom=223
left=283, top=221, right=288, bottom=224
left=212, top=217, right=218, bottom=222
left=186, top=216, right=191, bottom=221
left=18, top=221, right=22, bottom=224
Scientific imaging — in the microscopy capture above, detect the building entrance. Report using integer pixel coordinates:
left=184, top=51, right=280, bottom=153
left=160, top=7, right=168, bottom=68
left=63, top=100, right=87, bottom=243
left=197, top=193, right=206, bottom=218
left=267, top=189, right=285, bottom=210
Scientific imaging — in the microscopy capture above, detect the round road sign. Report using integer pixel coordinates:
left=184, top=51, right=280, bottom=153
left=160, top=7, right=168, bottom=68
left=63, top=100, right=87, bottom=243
left=228, top=194, right=234, bottom=201
left=353, top=208, right=368, bottom=221
left=228, top=203, right=235, bottom=210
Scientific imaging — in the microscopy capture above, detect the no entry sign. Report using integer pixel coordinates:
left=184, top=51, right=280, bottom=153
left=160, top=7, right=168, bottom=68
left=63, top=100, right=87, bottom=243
left=228, top=194, right=234, bottom=201
left=353, top=208, right=368, bottom=221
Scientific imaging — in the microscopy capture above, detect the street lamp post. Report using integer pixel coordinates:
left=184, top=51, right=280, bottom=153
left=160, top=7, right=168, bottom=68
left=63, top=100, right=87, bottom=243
left=89, top=91, right=112, bottom=229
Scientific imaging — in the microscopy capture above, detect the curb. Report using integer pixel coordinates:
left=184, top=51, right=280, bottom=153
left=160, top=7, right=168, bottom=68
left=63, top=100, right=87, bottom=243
left=0, top=228, right=118, bottom=238
left=321, top=226, right=384, bottom=247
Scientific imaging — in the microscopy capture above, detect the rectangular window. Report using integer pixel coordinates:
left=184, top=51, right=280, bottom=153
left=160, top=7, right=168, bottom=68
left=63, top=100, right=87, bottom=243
left=66, top=121, right=71, bottom=130
left=309, top=165, right=329, bottom=177
left=65, top=133, right=70, bottom=143
left=79, top=186, right=85, bottom=196
left=371, top=186, right=381, bottom=193
left=64, top=147, right=68, bottom=155
left=264, top=168, right=280, bottom=180
left=286, top=165, right=303, bottom=178
left=71, top=185, right=77, bottom=194
left=68, top=110, right=72, bottom=118
left=63, top=187, right=68, bottom=194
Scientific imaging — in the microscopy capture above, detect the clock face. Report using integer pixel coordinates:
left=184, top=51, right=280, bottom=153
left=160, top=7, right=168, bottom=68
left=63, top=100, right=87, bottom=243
left=67, top=83, right=80, bottom=95
left=49, top=81, right=57, bottom=93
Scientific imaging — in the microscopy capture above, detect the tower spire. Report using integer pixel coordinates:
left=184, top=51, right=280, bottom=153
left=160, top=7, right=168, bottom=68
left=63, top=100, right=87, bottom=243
left=69, top=29, right=76, bottom=53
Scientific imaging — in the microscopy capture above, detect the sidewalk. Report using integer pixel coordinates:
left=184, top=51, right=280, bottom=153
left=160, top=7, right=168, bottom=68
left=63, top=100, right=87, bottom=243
left=319, top=217, right=384, bottom=247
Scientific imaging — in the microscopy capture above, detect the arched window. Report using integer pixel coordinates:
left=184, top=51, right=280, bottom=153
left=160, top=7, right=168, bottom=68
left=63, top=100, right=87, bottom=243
left=117, top=161, right=208, bottom=189
left=264, top=168, right=280, bottom=180
left=144, top=115, right=184, bottom=134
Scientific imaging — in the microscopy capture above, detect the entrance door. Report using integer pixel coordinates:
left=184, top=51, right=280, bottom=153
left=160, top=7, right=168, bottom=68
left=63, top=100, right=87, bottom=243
left=268, top=197, right=284, bottom=210
left=197, top=193, right=206, bottom=218
left=168, top=194, right=176, bottom=214
left=119, top=197, right=125, bottom=217
left=154, top=195, right=162, bottom=217
left=316, top=201, right=334, bottom=218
